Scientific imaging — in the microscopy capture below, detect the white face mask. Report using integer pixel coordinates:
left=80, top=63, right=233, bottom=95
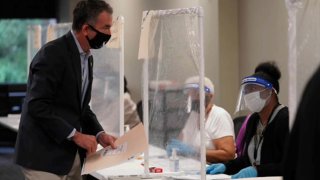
left=244, top=90, right=270, bottom=113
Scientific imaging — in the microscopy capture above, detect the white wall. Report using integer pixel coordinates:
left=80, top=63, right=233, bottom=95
left=218, top=0, right=239, bottom=115
left=238, top=0, right=289, bottom=106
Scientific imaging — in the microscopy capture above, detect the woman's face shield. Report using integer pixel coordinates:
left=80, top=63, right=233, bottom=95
left=183, top=83, right=212, bottom=113
left=235, top=77, right=274, bottom=113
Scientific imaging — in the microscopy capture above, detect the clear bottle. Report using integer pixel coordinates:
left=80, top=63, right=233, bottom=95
left=124, top=125, right=130, bottom=133
left=169, top=148, right=179, bottom=172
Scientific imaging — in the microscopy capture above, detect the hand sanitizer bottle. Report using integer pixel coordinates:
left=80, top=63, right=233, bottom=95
left=169, top=148, right=179, bottom=172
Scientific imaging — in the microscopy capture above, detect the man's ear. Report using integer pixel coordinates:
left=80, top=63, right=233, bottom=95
left=81, top=24, right=90, bottom=36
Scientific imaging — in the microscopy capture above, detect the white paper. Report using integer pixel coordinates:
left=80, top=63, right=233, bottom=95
left=95, top=158, right=144, bottom=177
left=100, top=142, right=127, bottom=157
left=82, top=123, right=147, bottom=175
left=0, top=115, right=20, bottom=131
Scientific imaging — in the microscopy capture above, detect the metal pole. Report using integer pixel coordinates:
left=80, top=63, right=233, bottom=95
left=198, top=6, right=206, bottom=180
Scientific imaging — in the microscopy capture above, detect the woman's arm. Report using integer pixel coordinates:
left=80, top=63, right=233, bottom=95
left=206, top=136, right=236, bottom=163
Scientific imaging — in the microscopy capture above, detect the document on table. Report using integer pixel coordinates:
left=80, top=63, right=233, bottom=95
left=81, top=123, right=147, bottom=175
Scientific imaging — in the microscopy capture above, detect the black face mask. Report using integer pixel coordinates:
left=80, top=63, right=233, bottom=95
left=87, top=24, right=111, bottom=49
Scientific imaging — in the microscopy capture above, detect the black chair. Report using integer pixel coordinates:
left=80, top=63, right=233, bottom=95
left=233, top=116, right=247, bottom=139
left=136, top=100, right=143, bottom=123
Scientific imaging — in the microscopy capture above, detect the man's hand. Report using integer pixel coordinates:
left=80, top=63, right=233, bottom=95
left=72, top=131, right=97, bottom=155
left=97, top=132, right=117, bottom=149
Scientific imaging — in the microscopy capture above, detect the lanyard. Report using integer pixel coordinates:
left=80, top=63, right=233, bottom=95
left=253, top=123, right=265, bottom=165
left=252, top=104, right=284, bottom=165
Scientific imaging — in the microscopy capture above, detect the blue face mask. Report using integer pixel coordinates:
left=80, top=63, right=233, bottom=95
left=87, top=24, right=111, bottom=49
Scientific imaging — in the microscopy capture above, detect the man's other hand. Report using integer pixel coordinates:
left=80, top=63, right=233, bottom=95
left=97, top=133, right=117, bottom=149
left=72, top=131, right=97, bottom=155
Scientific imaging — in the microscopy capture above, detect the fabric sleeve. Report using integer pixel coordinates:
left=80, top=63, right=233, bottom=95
left=207, top=107, right=235, bottom=140
left=224, top=155, right=251, bottom=175
left=28, top=44, right=74, bottom=144
left=256, top=108, right=289, bottom=176
left=82, top=104, right=104, bottom=135
left=124, top=93, right=141, bottom=128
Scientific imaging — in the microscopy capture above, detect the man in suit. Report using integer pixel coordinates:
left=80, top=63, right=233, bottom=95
left=14, top=0, right=116, bottom=179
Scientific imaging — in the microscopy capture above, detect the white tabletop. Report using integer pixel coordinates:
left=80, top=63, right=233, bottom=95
left=236, top=177, right=282, bottom=180
left=0, top=114, right=20, bottom=131
left=91, top=145, right=227, bottom=180
left=92, top=145, right=283, bottom=180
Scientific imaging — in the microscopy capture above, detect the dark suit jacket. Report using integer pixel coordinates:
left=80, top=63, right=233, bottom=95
left=284, top=66, right=320, bottom=180
left=14, top=31, right=104, bottom=175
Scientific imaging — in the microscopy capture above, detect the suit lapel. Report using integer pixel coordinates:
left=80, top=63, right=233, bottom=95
left=65, top=32, right=82, bottom=110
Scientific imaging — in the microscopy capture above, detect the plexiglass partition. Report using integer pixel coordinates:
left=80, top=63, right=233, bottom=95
left=139, top=7, right=206, bottom=179
left=286, top=0, right=320, bottom=127
left=91, top=16, right=124, bottom=137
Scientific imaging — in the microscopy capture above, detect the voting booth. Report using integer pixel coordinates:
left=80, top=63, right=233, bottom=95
left=139, top=7, right=207, bottom=179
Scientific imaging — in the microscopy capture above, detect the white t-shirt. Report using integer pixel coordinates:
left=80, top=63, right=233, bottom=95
left=124, top=92, right=141, bottom=128
left=181, top=105, right=235, bottom=150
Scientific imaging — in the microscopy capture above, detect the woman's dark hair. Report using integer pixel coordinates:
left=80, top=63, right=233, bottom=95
left=72, top=0, right=113, bottom=32
left=253, top=61, right=281, bottom=93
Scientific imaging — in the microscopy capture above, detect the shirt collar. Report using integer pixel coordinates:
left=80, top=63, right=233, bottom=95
left=71, top=30, right=91, bottom=56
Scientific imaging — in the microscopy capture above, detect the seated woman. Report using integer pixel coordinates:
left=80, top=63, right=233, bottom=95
left=207, top=61, right=289, bottom=178
left=124, top=77, right=141, bottom=129
left=167, top=76, right=236, bottom=163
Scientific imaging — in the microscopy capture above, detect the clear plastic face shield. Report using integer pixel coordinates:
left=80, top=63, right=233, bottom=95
left=183, top=83, right=213, bottom=114
left=235, top=76, right=276, bottom=113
